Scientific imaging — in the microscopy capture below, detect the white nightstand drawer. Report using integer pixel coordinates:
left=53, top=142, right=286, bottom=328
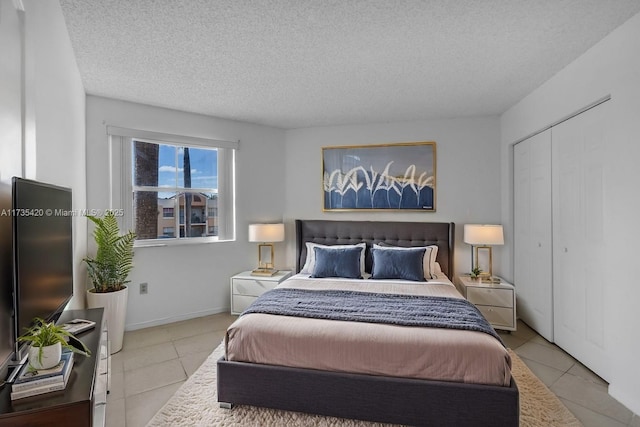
left=232, top=294, right=257, bottom=314
left=457, top=275, right=516, bottom=332
left=232, top=279, right=274, bottom=297
left=467, top=287, right=513, bottom=308
left=477, top=305, right=515, bottom=328
left=230, top=271, right=292, bottom=315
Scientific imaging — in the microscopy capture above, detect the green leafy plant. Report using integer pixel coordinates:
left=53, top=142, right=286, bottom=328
left=470, top=266, right=482, bottom=279
left=84, top=211, right=136, bottom=293
left=18, top=318, right=90, bottom=364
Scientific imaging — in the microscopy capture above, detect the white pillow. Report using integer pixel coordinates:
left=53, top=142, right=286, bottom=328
left=301, top=242, right=366, bottom=276
left=433, top=261, right=442, bottom=275
left=372, top=243, right=438, bottom=280
left=429, top=246, right=439, bottom=278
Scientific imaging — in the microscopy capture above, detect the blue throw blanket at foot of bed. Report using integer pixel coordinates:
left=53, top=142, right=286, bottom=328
left=242, top=287, right=504, bottom=345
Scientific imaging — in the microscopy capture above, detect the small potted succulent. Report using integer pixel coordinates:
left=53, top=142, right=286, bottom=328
left=18, top=318, right=90, bottom=370
left=470, top=267, right=482, bottom=280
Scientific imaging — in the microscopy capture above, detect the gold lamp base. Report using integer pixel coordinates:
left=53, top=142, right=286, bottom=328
left=251, top=268, right=279, bottom=277
left=251, top=243, right=278, bottom=276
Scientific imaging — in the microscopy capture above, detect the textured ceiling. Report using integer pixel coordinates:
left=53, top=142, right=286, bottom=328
left=59, top=0, right=640, bottom=129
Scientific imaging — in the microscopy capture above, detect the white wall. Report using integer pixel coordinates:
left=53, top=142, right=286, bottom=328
left=0, top=0, right=24, bottom=373
left=283, top=117, right=503, bottom=276
left=86, top=96, right=286, bottom=329
left=0, top=0, right=23, bottom=184
left=29, top=0, right=88, bottom=310
left=500, top=12, right=640, bottom=415
left=0, top=0, right=87, bottom=310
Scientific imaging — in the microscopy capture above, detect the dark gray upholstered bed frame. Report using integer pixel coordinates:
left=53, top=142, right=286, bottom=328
left=218, top=220, right=519, bottom=426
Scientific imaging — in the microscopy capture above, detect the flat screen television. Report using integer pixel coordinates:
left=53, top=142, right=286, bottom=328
left=12, top=177, right=73, bottom=360
left=0, top=182, right=14, bottom=381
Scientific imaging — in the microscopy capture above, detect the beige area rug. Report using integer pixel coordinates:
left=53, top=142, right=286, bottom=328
left=147, top=345, right=582, bottom=427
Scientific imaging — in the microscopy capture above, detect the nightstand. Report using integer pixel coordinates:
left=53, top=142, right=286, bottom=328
left=230, top=270, right=292, bottom=315
left=456, top=275, right=517, bottom=332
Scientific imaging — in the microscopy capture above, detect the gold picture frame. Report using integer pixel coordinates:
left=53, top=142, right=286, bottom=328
left=322, top=142, right=436, bottom=211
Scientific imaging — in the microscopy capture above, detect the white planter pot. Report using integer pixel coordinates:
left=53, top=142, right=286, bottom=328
left=29, top=342, right=62, bottom=370
left=86, top=286, right=128, bottom=354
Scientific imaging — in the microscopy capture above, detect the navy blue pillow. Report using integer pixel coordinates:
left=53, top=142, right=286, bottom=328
left=311, top=246, right=363, bottom=279
left=371, top=247, right=426, bottom=282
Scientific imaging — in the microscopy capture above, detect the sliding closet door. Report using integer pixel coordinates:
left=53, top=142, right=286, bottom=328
left=552, top=103, right=608, bottom=380
left=514, top=130, right=553, bottom=341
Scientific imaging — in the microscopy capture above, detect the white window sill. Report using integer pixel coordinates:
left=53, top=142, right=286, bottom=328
left=134, top=237, right=235, bottom=248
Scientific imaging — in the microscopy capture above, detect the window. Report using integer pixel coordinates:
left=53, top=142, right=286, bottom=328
left=107, top=126, right=237, bottom=245
left=133, top=140, right=221, bottom=241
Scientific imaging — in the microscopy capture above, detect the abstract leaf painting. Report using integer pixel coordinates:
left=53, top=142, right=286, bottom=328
left=322, top=142, right=436, bottom=211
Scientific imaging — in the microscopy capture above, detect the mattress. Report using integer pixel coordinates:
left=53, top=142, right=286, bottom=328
left=225, top=273, right=512, bottom=387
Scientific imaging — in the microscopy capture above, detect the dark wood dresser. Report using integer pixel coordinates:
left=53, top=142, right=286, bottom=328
left=0, top=308, right=108, bottom=427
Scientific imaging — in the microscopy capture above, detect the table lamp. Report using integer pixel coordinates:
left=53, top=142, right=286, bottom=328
left=248, top=223, right=285, bottom=276
left=463, top=224, right=504, bottom=283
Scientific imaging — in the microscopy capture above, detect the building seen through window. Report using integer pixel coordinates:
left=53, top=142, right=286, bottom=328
left=157, top=193, right=218, bottom=238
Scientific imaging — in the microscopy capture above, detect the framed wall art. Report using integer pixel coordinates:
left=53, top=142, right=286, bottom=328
left=322, top=141, right=436, bottom=211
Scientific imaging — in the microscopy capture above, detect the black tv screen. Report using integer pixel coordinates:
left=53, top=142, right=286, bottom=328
left=0, top=181, right=14, bottom=378
left=12, top=177, right=73, bottom=354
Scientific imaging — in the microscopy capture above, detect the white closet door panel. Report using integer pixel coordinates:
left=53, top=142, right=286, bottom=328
left=530, top=135, right=553, bottom=339
left=553, top=128, right=583, bottom=337
left=583, top=106, right=606, bottom=351
left=514, top=141, right=532, bottom=324
left=514, top=130, right=553, bottom=341
left=552, top=103, right=609, bottom=381
left=584, top=163, right=604, bottom=349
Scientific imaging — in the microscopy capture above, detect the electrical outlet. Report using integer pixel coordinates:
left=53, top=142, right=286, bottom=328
left=140, top=282, right=148, bottom=294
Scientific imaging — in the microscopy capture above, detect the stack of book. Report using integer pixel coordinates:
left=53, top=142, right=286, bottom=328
left=11, top=351, right=74, bottom=400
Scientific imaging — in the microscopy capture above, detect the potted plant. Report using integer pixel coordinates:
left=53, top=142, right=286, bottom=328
left=470, top=266, right=482, bottom=280
left=18, top=318, right=90, bottom=370
left=84, top=211, right=135, bottom=353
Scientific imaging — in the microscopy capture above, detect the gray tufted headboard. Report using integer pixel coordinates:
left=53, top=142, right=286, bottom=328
left=295, top=220, right=455, bottom=280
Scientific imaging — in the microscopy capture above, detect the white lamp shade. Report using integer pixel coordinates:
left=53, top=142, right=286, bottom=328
left=463, top=224, right=504, bottom=245
left=248, top=223, right=285, bottom=243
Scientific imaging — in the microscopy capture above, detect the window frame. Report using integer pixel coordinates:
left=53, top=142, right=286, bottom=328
left=107, top=126, right=237, bottom=247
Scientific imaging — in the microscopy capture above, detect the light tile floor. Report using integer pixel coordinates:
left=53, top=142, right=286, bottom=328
left=105, top=312, right=235, bottom=427
left=500, top=322, right=638, bottom=427
left=106, top=315, right=638, bottom=427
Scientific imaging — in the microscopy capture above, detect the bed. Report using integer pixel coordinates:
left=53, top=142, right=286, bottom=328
left=217, top=220, right=519, bottom=426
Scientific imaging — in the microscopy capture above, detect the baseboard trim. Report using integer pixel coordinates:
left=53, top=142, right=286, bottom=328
left=125, top=306, right=230, bottom=331
left=608, top=383, right=640, bottom=418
